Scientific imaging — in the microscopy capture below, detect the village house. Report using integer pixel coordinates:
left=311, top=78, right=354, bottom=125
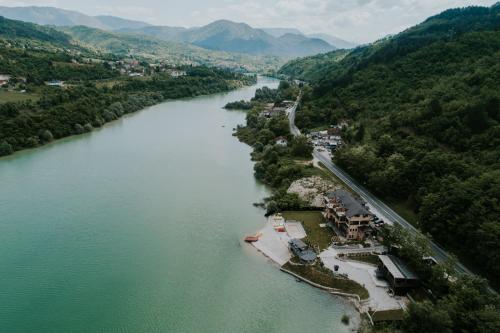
left=167, top=69, right=187, bottom=78
left=259, top=103, right=287, bottom=118
left=327, top=127, right=342, bottom=136
left=46, top=80, right=64, bottom=87
left=275, top=100, right=295, bottom=109
left=308, top=130, right=343, bottom=151
left=0, top=74, right=11, bottom=86
left=324, top=189, right=372, bottom=241
left=275, top=136, right=288, bottom=146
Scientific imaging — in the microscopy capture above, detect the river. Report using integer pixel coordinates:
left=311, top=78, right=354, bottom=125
left=0, top=77, right=357, bottom=332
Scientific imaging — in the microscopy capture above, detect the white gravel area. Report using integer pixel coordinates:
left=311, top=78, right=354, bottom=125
left=252, top=219, right=292, bottom=266
left=287, top=176, right=337, bottom=208
left=320, top=248, right=407, bottom=312
left=285, top=221, right=307, bottom=239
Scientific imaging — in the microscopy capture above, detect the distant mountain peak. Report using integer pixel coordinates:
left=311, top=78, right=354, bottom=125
left=0, top=6, right=338, bottom=58
left=0, top=5, right=150, bottom=31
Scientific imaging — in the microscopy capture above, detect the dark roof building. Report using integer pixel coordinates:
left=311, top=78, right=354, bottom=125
left=326, top=190, right=370, bottom=217
left=325, top=190, right=372, bottom=240
left=377, top=255, right=419, bottom=294
left=289, top=239, right=316, bottom=264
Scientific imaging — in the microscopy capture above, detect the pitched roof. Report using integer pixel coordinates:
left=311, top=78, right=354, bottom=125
left=378, top=255, right=418, bottom=280
left=327, top=189, right=370, bottom=217
left=289, top=238, right=307, bottom=250
left=299, top=249, right=317, bottom=262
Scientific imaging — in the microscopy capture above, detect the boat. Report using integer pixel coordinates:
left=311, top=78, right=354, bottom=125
left=244, top=235, right=259, bottom=243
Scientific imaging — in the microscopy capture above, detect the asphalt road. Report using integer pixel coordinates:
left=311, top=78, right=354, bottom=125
left=287, top=98, right=475, bottom=277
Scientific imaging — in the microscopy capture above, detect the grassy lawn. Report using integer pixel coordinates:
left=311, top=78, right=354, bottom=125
left=347, top=254, right=380, bottom=266
left=0, top=90, right=39, bottom=103
left=95, top=79, right=124, bottom=88
left=316, top=162, right=356, bottom=194
left=282, top=211, right=334, bottom=251
left=282, top=261, right=369, bottom=299
left=384, top=199, right=419, bottom=226
left=369, top=309, right=405, bottom=322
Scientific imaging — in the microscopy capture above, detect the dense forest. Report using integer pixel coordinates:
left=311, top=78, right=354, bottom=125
left=280, top=4, right=500, bottom=283
left=381, top=224, right=500, bottom=333
left=234, top=81, right=318, bottom=213
left=0, top=17, right=256, bottom=157
left=278, top=49, right=349, bottom=82
left=59, top=25, right=282, bottom=72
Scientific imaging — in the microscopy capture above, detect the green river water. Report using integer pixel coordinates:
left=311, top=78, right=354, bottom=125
left=0, top=77, right=357, bottom=332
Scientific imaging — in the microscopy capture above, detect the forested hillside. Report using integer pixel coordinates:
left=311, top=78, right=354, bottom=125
left=278, top=49, right=349, bottom=82
left=0, top=15, right=70, bottom=44
left=0, top=17, right=255, bottom=157
left=60, top=25, right=282, bottom=72
left=280, top=4, right=500, bottom=281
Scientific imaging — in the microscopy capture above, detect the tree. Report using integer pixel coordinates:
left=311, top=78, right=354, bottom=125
left=403, top=301, right=452, bottom=333
left=0, top=140, right=13, bottom=156
left=39, top=129, right=53, bottom=142
left=290, top=135, right=313, bottom=158
left=354, top=123, right=365, bottom=141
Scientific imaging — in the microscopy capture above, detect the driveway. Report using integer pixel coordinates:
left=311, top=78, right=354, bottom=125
left=320, top=248, right=407, bottom=311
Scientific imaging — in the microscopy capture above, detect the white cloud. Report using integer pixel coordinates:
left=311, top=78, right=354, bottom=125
left=0, top=0, right=60, bottom=5
left=189, top=0, right=499, bottom=43
left=1, top=0, right=498, bottom=43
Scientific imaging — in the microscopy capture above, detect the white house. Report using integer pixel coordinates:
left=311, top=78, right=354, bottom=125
left=46, top=80, right=64, bottom=87
left=0, top=74, right=11, bottom=86
left=275, top=137, right=288, bottom=146
left=168, top=69, right=187, bottom=78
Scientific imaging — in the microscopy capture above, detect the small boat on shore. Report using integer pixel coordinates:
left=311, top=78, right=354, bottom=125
left=244, top=232, right=262, bottom=243
left=244, top=236, right=259, bottom=242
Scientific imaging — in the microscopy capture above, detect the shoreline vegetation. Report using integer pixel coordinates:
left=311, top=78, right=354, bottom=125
left=232, top=81, right=371, bottom=306
left=233, top=79, right=500, bottom=332
left=0, top=16, right=257, bottom=158
left=0, top=67, right=256, bottom=157
left=223, top=100, right=254, bottom=110
left=272, top=5, right=500, bottom=332
left=279, top=5, right=500, bottom=287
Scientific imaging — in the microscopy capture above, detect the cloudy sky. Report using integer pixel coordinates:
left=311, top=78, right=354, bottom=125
left=0, top=0, right=497, bottom=43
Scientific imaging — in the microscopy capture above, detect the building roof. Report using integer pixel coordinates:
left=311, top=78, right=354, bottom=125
left=327, top=189, right=370, bottom=217
left=299, top=249, right=317, bottom=262
left=289, top=239, right=317, bottom=262
left=378, top=255, right=418, bottom=280
left=289, top=238, right=308, bottom=250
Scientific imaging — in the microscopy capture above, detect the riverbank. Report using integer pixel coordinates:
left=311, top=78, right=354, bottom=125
left=0, top=68, right=255, bottom=158
left=1, top=77, right=358, bottom=332
left=232, top=80, right=416, bottom=333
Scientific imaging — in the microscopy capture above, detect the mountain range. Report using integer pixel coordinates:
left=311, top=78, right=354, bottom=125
left=0, top=6, right=151, bottom=30
left=119, top=20, right=337, bottom=58
left=262, top=28, right=358, bottom=49
left=0, top=6, right=356, bottom=58
left=0, top=14, right=281, bottom=72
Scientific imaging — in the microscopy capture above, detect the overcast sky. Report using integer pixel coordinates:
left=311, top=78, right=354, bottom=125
left=0, top=0, right=497, bottom=43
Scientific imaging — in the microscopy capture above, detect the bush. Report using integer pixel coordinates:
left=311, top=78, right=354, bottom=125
left=0, top=140, right=13, bottom=156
